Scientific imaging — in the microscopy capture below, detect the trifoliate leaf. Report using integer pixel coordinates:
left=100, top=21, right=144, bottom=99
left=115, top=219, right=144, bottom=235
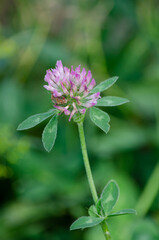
left=70, top=216, right=104, bottom=231
left=17, top=109, right=57, bottom=130
left=89, top=107, right=110, bottom=134
left=108, top=209, right=137, bottom=218
left=91, top=76, right=118, bottom=93
left=96, top=96, right=129, bottom=107
left=101, top=180, right=119, bottom=216
left=42, top=115, right=58, bottom=152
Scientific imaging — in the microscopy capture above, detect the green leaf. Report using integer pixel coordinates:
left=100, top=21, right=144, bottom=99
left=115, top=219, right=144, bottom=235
left=91, top=76, right=118, bottom=93
left=42, top=115, right=58, bottom=152
left=89, top=107, right=110, bottom=134
left=70, top=216, right=104, bottom=231
left=96, top=96, right=129, bottom=107
left=17, top=109, right=57, bottom=130
left=108, top=209, right=137, bottom=218
left=88, top=205, right=98, bottom=217
left=101, top=180, right=119, bottom=216
left=96, top=199, right=102, bottom=214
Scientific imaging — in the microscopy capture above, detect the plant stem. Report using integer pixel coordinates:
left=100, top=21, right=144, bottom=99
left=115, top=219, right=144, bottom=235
left=77, top=122, right=111, bottom=240
left=101, top=221, right=111, bottom=240
left=78, top=122, right=98, bottom=203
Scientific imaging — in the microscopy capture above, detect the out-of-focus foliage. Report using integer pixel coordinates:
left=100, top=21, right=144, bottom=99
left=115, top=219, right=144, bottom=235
left=0, top=0, right=159, bottom=239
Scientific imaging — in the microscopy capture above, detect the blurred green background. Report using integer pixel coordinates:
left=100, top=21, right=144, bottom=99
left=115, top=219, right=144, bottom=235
left=0, top=0, right=159, bottom=239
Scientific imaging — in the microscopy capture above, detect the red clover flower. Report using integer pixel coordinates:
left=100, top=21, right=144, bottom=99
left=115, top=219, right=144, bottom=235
left=44, top=60, right=101, bottom=121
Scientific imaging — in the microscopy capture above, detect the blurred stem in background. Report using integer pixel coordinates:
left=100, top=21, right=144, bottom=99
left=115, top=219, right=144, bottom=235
left=136, top=163, right=159, bottom=217
left=78, top=122, right=111, bottom=240
left=136, top=102, right=159, bottom=217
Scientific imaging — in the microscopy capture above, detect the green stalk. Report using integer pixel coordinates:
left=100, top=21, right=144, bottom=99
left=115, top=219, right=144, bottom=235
left=101, top=221, right=111, bottom=240
left=136, top=162, right=159, bottom=217
left=78, top=122, right=98, bottom=203
left=77, top=122, right=111, bottom=240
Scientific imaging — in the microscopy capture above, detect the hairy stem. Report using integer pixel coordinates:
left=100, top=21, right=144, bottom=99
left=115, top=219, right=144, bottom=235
left=77, top=122, right=111, bottom=239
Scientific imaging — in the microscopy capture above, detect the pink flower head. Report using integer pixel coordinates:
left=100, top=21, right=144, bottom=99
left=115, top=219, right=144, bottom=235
left=44, top=60, right=101, bottom=121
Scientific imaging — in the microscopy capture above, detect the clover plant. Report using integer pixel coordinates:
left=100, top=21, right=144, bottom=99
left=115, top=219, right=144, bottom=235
left=17, top=60, right=136, bottom=239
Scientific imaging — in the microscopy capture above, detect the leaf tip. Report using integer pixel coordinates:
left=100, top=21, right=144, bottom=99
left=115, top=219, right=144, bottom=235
left=105, top=124, right=110, bottom=134
left=16, top=124, right=24, bottom=131
left=42, top=141, right=52, bottom=153
left=109, top=179, right=119, bottom=186
left=70, top=222, right=78, bottom=231
left=124, top=98, right=130, bottom=104
left=45, top=148, right=51, bottom=153
left=70, top=225, right=73, bottom=231
left=114, top=76, right=119, bottom=80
